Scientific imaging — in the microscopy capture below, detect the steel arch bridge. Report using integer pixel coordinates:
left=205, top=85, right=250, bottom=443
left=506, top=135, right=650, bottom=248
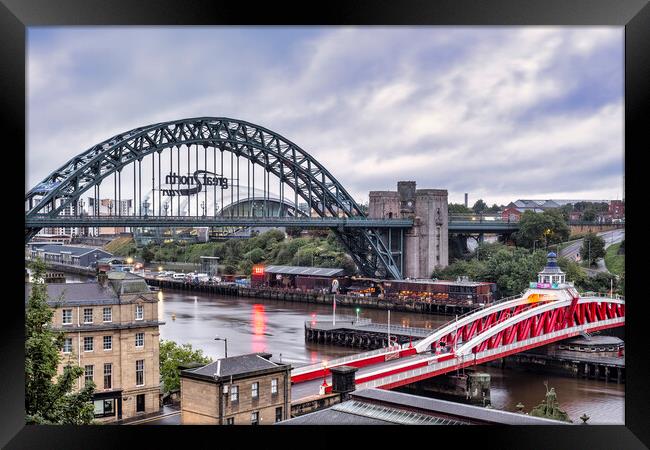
left=25, top=117, right=409, bottom=278
left=290, top=289, right=624, bottom=398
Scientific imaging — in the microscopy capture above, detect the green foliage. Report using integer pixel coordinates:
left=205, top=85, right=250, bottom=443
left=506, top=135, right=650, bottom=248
left=448, top=203, right=472, bottom=214
left=159, top=340, right=212, bottom=394
left=141, top=245, right=155, bottom=263
left=580, top=233, right=606, bottom=266
left=472, top=199, right=488, bottom=214
left=141, top=229, right=358, bottom=276
left=485, top=203, right=501, bottom=213
left=581, top=208, right=596, bottom=222
left=434, top=243, right=547, bottom=297
left=514, top=210, right=570, bottom=248
left=604, top=243, right=624, bottom=276
left=26, top=258, right=96, bottom=424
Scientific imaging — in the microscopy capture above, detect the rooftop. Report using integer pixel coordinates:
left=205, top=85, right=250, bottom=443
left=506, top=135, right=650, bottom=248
left=261, top=265, right=344, bottom=277
left=280, top=388, right=567, bottom=425
left=25, top=282, right=119, bottom=306
left=183, top=353, right=289, bottom=381
left=31, top=244, right=112, bottom=258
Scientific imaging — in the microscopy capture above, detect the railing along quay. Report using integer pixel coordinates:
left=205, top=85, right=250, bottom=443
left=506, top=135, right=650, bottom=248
left=140, top=277, right=489, bottom=316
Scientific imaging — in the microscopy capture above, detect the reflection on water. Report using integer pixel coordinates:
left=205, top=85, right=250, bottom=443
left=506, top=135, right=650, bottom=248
left=251, top=304, right=267, bottom=353
left=483, top=365, right=624, bottom=425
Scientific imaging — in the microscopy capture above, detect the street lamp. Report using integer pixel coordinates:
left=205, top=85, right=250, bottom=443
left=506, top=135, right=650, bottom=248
left=214, top=336, right=228, bottom=358
left=356, top=308, right=360, bottom=323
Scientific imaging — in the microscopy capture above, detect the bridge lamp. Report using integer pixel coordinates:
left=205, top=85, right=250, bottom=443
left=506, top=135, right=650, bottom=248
left=126, top=257, right=134, bottom=265
left=322, top=360, right=328, bottom=386
left=356, top=308, right=360, bottom=322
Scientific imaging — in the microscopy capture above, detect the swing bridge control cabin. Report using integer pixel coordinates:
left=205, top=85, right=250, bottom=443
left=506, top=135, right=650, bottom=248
left=250, top=264, right=496, bottom=306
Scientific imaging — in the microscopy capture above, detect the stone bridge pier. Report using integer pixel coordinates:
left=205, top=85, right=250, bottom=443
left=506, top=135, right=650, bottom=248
left=369, top=181, right=448, bottom=279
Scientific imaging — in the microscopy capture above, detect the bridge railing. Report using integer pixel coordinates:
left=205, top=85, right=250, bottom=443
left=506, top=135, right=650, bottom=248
left=304, top=316, right=373, bottom=329
left=403, top=292, right=525, bottom=349
left=291, top=344, right=402, bottom=374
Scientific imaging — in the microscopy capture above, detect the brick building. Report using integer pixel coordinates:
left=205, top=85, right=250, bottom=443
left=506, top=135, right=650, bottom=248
left=25, top=271, right=164, bottom=422
left=180, top=353, right=291, bottom=425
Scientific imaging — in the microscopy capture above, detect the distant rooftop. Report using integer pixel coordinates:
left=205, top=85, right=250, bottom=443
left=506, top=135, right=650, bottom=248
left=30, top=244, right=112, bottom=258
left=262, top=265, right=344, bottom=277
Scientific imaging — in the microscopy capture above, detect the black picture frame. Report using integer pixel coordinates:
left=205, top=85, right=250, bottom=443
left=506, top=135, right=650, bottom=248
left=4, top=0, right=648, bottom=448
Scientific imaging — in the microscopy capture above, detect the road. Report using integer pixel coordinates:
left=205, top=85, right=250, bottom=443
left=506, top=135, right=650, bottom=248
left=558, top=228, right=624, bottom=275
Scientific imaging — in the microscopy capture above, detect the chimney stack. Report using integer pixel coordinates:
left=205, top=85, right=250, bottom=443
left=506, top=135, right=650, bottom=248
left=98, top=271, right=108, bottom=286
left=464, top=193, right=468, bottom=208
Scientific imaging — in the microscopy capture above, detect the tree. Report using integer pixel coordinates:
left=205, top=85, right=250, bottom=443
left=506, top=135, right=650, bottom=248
left=472, top=199, right=488, bottom=214
left=159, top=340, right=212, bottom=394
left=448, top=203, right=472, bottom=214
left=582, top=208, right=596, bottom=222
left=513, top=210, right=570, bottom=249
left=580, top=233, right=605, bottom=266
left=141, top=245, right=155, bottom=263
left=26, top=258, right=96, bottom=424
left=486, top=203, right=501, bottom=213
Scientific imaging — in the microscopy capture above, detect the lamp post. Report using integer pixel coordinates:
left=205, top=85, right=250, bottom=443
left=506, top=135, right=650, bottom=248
left=356, top=307, right=360, bottom=323
left=214, top=336, right=228, bottom=358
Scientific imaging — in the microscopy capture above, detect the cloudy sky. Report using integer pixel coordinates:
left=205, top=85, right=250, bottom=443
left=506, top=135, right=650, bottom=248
left=27, top=27, right=624, bottom=206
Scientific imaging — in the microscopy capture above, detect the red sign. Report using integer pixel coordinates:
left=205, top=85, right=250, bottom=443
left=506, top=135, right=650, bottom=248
left=252, top=265, right=265, bottom=276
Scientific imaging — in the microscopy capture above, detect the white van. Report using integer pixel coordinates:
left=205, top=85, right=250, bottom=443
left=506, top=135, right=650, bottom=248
left=172, top=273, right=186, bottom=280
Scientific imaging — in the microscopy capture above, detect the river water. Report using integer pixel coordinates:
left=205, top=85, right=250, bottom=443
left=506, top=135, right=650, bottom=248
left=63, top=273, right=624, bottom=424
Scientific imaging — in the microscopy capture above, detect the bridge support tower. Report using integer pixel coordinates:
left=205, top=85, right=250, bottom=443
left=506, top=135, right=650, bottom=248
left=369, top=181, right=448, bottom=279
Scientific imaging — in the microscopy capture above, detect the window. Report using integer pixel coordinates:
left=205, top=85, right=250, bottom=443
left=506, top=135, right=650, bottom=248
left=271, top=378, right=278, bottom=395
left=84, top=365, right=94, bottom=385
left=135, top=332, right=144, bottom=348
left=103, top=363, right=112, bottom=389
left=93, top=398, right=115, bottom=417
left=136, top=394, right=145, bottom=413
left=136, top=360, right=144, bottom=386
left=251, top=411, right=259, bottom=425
left=226, top=417, right=234, bottom=425
left=103, top=335, right=112, bottom=351
left=62, top=338, right=72, bottom=353
left=135, top=304, right=144, bottom=320
left=230, top=385, right=238, bottom=403
left=251, top=382, right=259, bottom=399
left=62, top=309, right=72, bottom=325
left=103, top=307, right=112, bottom=322
left=83, top=308, right=93, bottom=324
left=275, top=407, right=283, bottom=423
left=83, top=336, right=94, bottom=352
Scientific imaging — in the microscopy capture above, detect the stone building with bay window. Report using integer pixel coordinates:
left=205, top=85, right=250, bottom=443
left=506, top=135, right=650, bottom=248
left=25, top=271, right=164, bottom=422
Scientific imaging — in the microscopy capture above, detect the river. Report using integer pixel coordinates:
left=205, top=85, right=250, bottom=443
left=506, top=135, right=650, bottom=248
left=62, top=273, right=624, bottom=424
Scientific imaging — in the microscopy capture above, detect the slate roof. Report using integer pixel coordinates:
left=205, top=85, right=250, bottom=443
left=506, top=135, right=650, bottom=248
left=25, top=282, right=120, bottom=306
left=349, top=389, right=567, bottom=425
left=31, top=244, right=112, bottom=258
left=186, top=353, right=284, bottom=380
left=263, top=265, right=344, bottom=277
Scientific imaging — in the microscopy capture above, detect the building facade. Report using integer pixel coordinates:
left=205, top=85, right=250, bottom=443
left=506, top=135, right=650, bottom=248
left=26, top=272, right=164, bottom=422
left=180, top=353, right=291, bottom=425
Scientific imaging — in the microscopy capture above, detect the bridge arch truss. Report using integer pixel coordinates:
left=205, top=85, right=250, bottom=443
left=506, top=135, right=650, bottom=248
left=25, top=117, right=404, bottom=278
